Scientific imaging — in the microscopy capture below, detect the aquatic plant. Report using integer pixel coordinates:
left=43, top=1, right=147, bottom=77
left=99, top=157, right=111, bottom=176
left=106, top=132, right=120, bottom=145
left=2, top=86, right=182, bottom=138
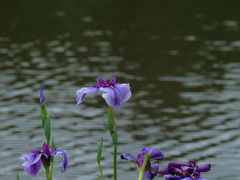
left=121, top=147, right=164, bottom=180
left=20, top=142, right=68, bottom=176
left=20, top=83, right=68, bottom=180
left=17, top=79, right=212, bottom=180
left=76, top=77, right=131, bottom=180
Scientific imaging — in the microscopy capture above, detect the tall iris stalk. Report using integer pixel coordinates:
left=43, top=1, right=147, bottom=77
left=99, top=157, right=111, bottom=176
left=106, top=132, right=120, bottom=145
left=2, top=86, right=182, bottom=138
left=20, top=83, right=68, bottom=180
left=108, top=106, right=118, bottom=180
left=76, top=77, right=131, bottom=180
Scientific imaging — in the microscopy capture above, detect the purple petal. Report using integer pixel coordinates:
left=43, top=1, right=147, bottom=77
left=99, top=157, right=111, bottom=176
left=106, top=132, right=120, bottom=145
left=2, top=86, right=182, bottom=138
left=98, top=78, right=107, bottom=87
left=153, top=164, right=160, bottom=174
left=100, top=83, right=131, bottom=107
left=181, top=166, right=193, bottom=177
left=114, top=83, right=131, bottom=103
left=189, top=160, right=196, bottom=168
left=30, top=149, right=41, bottom=154
left=136, top=153, right=151, bottom=170
left=42, top=142, right=51, bottom=156
left=20, top=154, right=43, bottom=176
left=120, top=153, right=137, bottom=162
left=158, top=165, right=169, bottom=175
left=167, top=162, right=185, bottom=176
left=136, top=153, right=144, bottom=167
left=164, top=162, right=189, bottom=175
left=40, top=83, right=45, bottom=106
left=143, top=171, right=155, bottom=179
left=50, top=150, right=68, bottom=172
left=30, top=154, right=42, bottom=165
left=76, top=86, right=100, bottom=106
left=197, top=164, right=211, bottom=172
left=182, top=178, right=206, bottom=180
left=164, top=175, right=183, bottom=180
left=141, top=147, right=165, bottom=161
left=99, top=87, right=116, bottom=107
left=109, top=77, right=116, bottom=84
left=143, top=164, right=159, bottom=179
left=192, top=171, right=200, bottom=179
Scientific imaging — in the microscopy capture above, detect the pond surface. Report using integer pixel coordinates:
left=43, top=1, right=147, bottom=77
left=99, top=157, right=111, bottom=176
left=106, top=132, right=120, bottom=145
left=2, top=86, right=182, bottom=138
left=0, top=1, right=240, bottom=179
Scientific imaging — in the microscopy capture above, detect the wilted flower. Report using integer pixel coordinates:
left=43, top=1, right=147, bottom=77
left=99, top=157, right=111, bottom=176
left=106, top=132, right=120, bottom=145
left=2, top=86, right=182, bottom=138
left=76, top=77, right=131, bottom=107
left=20, top=142, right=68, bottom=176
left=158, top=160, right=211, bottom=180
left=121, top=147, right=164, bottom=179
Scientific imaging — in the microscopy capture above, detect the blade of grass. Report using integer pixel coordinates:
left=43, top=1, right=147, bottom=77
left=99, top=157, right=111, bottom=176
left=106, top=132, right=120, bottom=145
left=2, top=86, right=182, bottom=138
left=97, top=138, right=104, bottom=180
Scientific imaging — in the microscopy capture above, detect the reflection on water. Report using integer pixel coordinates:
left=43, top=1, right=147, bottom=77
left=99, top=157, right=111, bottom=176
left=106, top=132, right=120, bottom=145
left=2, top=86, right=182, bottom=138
left=0, top=1, right=240, bottom=180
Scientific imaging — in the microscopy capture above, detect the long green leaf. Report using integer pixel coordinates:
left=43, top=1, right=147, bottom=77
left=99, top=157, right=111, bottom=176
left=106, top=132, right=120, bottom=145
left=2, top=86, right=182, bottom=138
left=97, top=138, right=104, bottom=180
left=51, top=136, right=55, bottom=150
left=97, top=138, right=103, bottom=164
left=44, top=117, right=51, bottom=144
left=17, top=172, right=20, bottom=180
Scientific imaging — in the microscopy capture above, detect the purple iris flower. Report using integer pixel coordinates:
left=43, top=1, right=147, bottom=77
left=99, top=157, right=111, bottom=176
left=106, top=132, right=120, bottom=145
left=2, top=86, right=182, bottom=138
left=76, top=77, right=131, bottom=107
left=40, top=83, right=45, bottom=106
left=20, top=142, right=68, bottom=176
left=158, top=160, right=211, bottom=180
left=121, top=147, right=164, bottom=180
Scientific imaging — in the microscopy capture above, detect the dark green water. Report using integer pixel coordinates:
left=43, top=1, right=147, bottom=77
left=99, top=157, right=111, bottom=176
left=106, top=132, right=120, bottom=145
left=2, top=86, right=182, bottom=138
left=0, top=1, right=240, bottom=179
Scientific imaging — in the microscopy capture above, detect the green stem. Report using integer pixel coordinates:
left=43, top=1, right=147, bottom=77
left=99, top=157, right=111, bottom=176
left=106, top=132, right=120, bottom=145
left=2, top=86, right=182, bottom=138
left=114, top=143, right=117, bottom=180
left=107, top=106, right=118, bottom=180
left=42, top=156, right=51, bottom=180
left=98, top=163, right=104, bottom=180
left=50, top=157, right=54, bottom=180
left=138, top=154, right=151, bottom=180
left=134, top=162, right=140, bottom=173
left=45, top=166, right=50, bottom=180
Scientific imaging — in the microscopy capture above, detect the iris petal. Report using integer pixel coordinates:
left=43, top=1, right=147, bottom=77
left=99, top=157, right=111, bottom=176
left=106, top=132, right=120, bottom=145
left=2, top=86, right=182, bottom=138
left=143, top=164, right=159, bottom=179
left=164, top=175, right=183, bottom=180
left=98, top=78, right=107, bottom=87
left=42, top=142, right=51, bottom=156
left=136, top=153, right=144, bottom=168
left=50, top=150, right=68, bottom=172
left=30, top=149, right=41, bottom=154
left=143, top=171, right=155, bottom=180
left=20, top=154, right=43, bottom=176
left=158, top=165, right=169, bottom=175
left=141, top=147, right=165, bottom=161
left=197, top=164, right=211, bottom=172
left=100, top=83, right=131, bottom=107
left=109, top=77, right=116, bottom=84
left=182, top=178, right=206, bottom=180
left=99, top=87, right=115, bottom=106
left=114, top=83, right=131, bottom=103
left=30, top=154, right=42, bottom=165
left=120, top=153, right=137, bottom=162
left=153, top=164, right=160, bottom=174
left=76, top=86, right=100, bottom=106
